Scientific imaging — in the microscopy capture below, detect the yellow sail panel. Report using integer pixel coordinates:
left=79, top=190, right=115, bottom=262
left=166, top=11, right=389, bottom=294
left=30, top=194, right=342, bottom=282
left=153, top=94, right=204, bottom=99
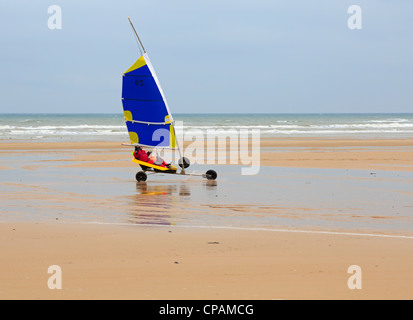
left=124, top=56, right=147, bottom=74
left=124, top=110, right=133, bottom=122
left=129, top=132, right=139, bottom=144
left=170, top=124, right=176, bottom=149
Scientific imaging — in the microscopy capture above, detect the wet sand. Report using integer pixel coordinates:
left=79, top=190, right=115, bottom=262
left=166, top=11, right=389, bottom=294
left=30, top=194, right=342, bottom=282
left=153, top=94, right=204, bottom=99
left=0, top=138, right=413, bottom=299
left=1, top=138, right=413, bottom=171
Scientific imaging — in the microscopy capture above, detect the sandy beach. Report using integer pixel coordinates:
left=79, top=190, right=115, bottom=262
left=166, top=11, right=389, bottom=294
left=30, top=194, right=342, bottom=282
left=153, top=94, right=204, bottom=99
left=1, top=222, right=412, bottom=300
left=1, top=138, right=413, bottom=299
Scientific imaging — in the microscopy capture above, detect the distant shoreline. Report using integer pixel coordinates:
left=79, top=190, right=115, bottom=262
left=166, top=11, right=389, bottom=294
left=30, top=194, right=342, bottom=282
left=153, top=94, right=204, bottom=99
left=2, top=113, right=413, bottom=141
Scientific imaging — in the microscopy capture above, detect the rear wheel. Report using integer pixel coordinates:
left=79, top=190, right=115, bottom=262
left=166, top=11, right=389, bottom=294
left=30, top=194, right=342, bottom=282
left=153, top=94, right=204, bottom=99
left=205, top=169, right=217, bottom=180
left=178, top=157, right=190, bottom=169
left=136, top=171, right=147, bottom=182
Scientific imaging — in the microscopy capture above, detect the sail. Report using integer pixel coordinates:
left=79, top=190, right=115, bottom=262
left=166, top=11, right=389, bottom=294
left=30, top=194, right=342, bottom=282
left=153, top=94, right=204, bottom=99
left=121, top=53, right=176, bottom=148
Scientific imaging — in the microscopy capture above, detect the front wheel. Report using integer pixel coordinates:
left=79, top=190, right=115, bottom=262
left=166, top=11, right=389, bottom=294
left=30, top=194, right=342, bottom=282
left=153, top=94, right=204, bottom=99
left=205, top=170, right=217, bottom=181
left=136, top=171, right=147, bottom=182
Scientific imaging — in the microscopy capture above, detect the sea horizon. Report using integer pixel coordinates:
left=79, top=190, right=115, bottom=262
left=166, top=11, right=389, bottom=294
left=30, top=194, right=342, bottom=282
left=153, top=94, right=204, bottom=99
left=2, top=111, right=413, bottom=116
left=2, top=113, right=413, bottom=142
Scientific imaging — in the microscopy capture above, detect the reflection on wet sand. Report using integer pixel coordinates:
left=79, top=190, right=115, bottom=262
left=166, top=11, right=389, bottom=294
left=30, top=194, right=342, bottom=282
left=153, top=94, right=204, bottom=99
left=128, top=182, right=195, bottom=225
left=179, top=184, right=190, bottom=196
left=204, top=180, right=217, bottom=189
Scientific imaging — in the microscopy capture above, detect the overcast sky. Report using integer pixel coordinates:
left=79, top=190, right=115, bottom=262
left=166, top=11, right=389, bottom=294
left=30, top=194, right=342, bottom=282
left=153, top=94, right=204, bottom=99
left=0, top=0, right=412, bottom=114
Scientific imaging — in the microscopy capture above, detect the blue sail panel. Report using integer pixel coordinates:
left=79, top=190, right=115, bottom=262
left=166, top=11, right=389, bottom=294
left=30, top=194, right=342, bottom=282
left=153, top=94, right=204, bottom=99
left=122, top=99, right=169, bottom=123
left=122, top=75, right=163, bottom=101
left=126, top=122, right=171, bottom=148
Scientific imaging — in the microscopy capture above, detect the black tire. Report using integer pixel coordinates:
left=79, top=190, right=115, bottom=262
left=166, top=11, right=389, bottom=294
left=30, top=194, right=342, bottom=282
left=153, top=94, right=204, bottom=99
left=205, top=169, right=217, bottom=180
left=178, top=157, right=190, bottom=169
left=136, top=171, right=147, bottom=182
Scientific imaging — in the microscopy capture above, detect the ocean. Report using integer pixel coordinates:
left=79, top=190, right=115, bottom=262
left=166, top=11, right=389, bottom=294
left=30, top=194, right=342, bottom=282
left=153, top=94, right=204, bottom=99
left=1, top=113, right=413, bottom=142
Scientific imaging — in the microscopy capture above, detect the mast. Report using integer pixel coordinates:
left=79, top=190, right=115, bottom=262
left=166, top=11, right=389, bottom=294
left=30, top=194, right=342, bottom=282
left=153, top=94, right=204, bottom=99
left=128, top=17, right=146, bottom=54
